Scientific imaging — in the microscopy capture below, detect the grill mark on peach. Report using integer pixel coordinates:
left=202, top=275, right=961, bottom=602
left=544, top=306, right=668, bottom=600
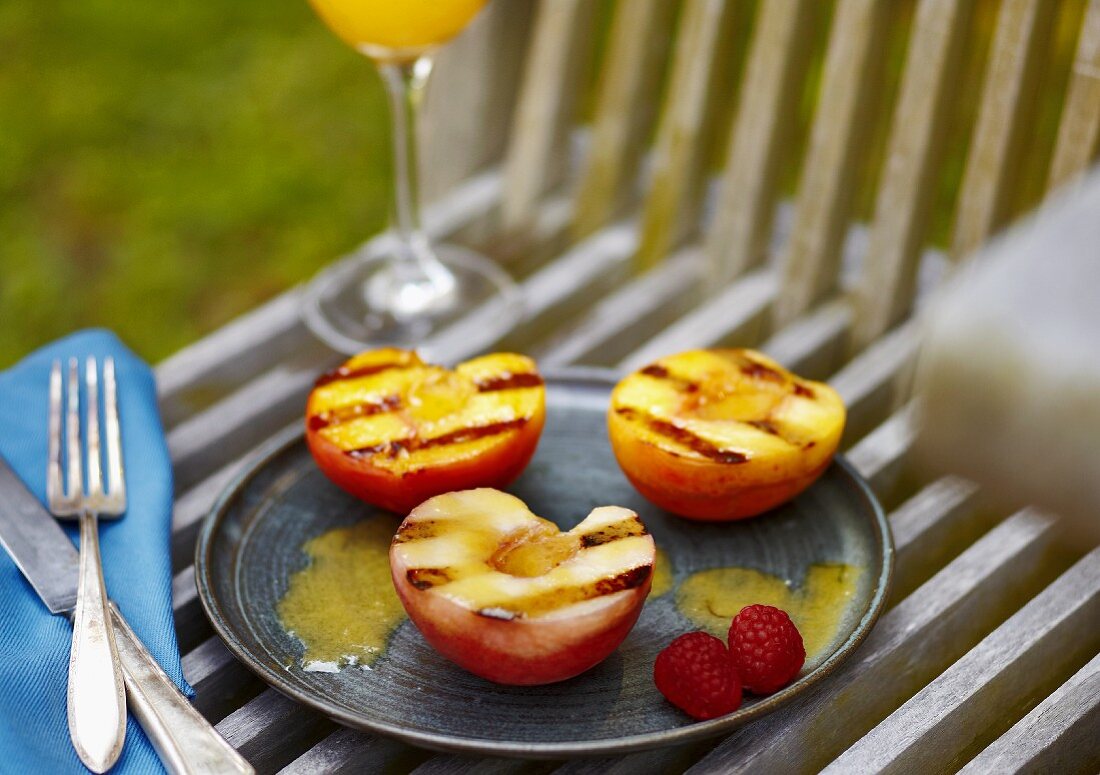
left=406, top=567, right=455, bottom=590
left=313, top=359, right=416, bottom=387
left=308, top=394, right=402, bottom=431
left=639, top=363, right=700, bottom=393
left=579, top=516, right=648, bottom=547
left=345, top=418, right=529, bottom=459
left=744, top=418, right=803, bottom=448
left=475, top=372, right=544, bottom=392
left=393, top=520, right=441, bottom=543
left=740, top=359, right=785, bottom=382
left=464, top=563, right=653, bottom=619
left=615, top=407, right=749, bottom=464
left=793, top=382, right=815, bottom=398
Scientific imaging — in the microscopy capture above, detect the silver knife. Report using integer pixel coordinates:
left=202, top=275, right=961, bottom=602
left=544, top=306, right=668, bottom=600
left=0, top=457, right=254, bottom=775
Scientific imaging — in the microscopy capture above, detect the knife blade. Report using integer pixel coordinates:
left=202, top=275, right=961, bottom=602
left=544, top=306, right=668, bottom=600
left=0, top=455, right=79, bottom=614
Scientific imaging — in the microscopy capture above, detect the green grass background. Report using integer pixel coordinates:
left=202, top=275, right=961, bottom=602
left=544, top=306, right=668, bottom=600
left=0, top=1, right=392, bottom=367
left=0, top=0, right=1086, bottom=368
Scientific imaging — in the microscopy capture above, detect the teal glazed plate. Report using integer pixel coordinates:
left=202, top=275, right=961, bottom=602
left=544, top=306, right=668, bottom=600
left=196, top=369, right=893, bottom=758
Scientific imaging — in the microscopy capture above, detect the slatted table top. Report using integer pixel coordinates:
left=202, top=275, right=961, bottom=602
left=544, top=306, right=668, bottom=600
left=160, top=170, right=1100, bottom=775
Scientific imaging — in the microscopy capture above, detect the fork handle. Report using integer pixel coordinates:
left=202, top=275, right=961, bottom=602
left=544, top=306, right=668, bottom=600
left=68, top=510, right=127, bottom=773
left=111, top=607, right=255, bottom=775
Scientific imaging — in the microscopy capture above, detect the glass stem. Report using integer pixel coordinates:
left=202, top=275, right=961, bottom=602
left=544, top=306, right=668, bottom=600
left=377, top=57, right=451, bottom=287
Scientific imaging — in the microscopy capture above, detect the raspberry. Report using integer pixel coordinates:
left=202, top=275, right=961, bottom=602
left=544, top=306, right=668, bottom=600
left=728, top=604, right=806, bottom=694
left=653, top=631, right=742, bottom=720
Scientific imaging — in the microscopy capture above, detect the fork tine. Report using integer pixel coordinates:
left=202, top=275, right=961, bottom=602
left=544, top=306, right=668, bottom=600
left=65, top=357, right=83, bottom=503
left=85, top=358, right=103, bottom=501
left=47, top=360, right=64, bottom=505
left=102, top=357, right=125, bottom=508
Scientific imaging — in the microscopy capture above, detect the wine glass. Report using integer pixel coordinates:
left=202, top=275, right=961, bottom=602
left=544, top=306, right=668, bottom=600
left=302, top=0, right=521, bottom=354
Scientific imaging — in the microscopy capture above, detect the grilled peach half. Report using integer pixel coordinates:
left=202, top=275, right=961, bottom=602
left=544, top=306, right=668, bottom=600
left=609, top=349, right=845, bottom=521
left=390, top=488, right=655, bottom=685
left=306, top=349, right=545, bottom=514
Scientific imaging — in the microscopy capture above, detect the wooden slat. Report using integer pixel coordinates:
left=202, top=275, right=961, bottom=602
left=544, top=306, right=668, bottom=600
left=281, top=726, right=427, bottom=775
left=823, top=548, right=1100, bottom=774
left=961, top=652, right=1100, bottom=775
left=420, top=1, right=534, bottom=201
left=852, top=0, right=974, bottom=349
left=434, top=220, right=640, bottom=357
left=618, top=268, right=778, bottom=370
left=552, top=745, right=707, bottom=775
left=952, top=0, right=1052, bottom=260
left=1048, top=0, right=1100, bottom=191
left=887, top=475, right=985, bottom=603
left=845, top=402, right=916, bottom=500
left=775, top=0, right=889, bottom=323
left=686, top=509, right=1060, bottom=774
left=183, top=637, right=263, bottom=723
left=173, top=566, right=208, bottom=654
left=500, top=0, right=596, bottom=232
left=635, top=0, right=738, bottom=270
left=217, top=690, right=337, bottom=775
left=535, top=247, right=705, bottom=368
left=413, top=757, right=556, bottom=775
left=571, top=0, right=677, bottom=238
left=761, top=299, right=853, bottom=380
left=706, top=0, right=816, bottom=284
left=172, top=453, right=255, bottom=570
left=167, top=358, right=330, bottom=493
left=830, top=319, right=919, bottom=446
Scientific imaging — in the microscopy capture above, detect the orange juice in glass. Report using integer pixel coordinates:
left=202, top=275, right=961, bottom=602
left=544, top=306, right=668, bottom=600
left=302, top=0, right=519, bottom=355
left=309, top=0, right=488, bottom=61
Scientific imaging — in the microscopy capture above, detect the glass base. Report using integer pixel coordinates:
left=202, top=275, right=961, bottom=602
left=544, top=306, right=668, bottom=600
left=302, top=243, right=523, bottom=356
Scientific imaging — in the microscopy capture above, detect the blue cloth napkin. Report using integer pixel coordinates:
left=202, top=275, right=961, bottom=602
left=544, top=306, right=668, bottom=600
left=0, top=330, right=192, bottom=774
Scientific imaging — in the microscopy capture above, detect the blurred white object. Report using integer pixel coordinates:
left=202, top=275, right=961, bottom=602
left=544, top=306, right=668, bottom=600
left=915, top=166, right=1100, bottom=546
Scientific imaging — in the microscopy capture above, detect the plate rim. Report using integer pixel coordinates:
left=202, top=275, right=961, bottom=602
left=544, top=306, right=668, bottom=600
left=195, top=367, right=895, bottom=758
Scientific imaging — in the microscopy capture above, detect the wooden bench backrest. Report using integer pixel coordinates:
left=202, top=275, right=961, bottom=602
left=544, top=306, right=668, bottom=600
left=465, top=0, right=1100, bottom=349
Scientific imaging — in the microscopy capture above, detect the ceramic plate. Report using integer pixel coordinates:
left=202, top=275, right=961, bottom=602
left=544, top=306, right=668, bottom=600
left=196, top=370, right=892, bottom=757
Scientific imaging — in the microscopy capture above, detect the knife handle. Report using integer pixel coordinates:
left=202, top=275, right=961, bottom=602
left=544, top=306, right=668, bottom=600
left=110, top=607, right=255, bottom=775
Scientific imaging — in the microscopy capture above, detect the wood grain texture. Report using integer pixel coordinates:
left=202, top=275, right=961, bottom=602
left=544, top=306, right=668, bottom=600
left=761, top=299, right=853, bottom=380
left=420, top=1, right=534, bottom=201
left=617, top=268, right=778, bottom=370
left=412, top=757, right=556, bottom=775
left=535, top=247, right=705, bottom=368
left=845, top=402, right=915, bottom=500
left=706, top=0, right=816, bottom=284
left=823, top=548, right=1100, bottom=774
left=183, top=637, right=262, bottom=723
left=951, top=0, right=1052, bottom=260
left=635, top=0, right=737, bottom=270
left=552, top=744, right=708, bottom=775
left=571, top=0, right=677, bottom=238
left=686, top=509, right=1060, bottom=774
left=887, top=475, right=986, bottom=603
left=775, top=0, right=889, bottom=323
left=217, top=690, right=337, bottom=774
left=1048, top=0, right=1100, bottom=191
left=961, top=652, right=1100, bottom=775
left=852, top=0, right=974, bottom=348
left=830, top=319, right=920, bottom=446
left=500, top=0, right=596, bottom=232
left=281, top=726, right=427, bottom=775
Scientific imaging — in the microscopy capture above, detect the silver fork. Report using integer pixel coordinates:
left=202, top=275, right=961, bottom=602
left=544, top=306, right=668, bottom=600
left=47, top=357, right=127, bottom=773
